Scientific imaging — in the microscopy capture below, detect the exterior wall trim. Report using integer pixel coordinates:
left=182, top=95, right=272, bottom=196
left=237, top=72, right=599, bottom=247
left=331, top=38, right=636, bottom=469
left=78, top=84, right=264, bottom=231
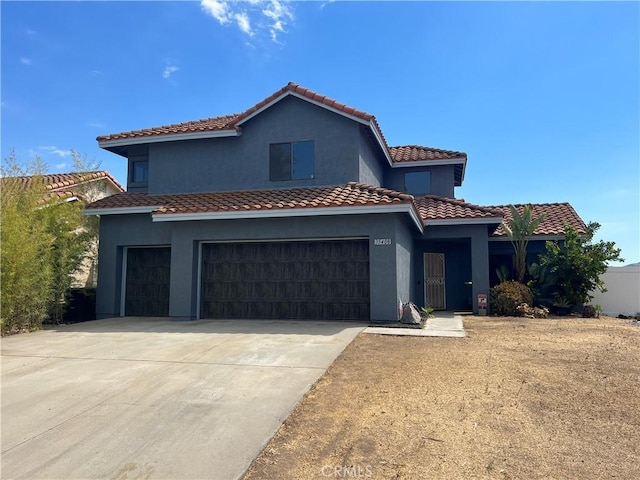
left=86, top=206, right=160, bottom=216
left=152, top=204, right=425, bottom=233
left=425, top=218, right=502, bottom=226
left=489, top=235, right=565, bottom=242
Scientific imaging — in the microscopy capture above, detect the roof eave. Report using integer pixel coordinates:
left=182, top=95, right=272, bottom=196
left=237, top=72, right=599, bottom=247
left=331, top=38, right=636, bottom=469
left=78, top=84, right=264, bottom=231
left=490, top=234, right=568, bottom=241
left=97, top=129, right=241, bottom=151
left=84, top=206, right=160, bottom=216
left=152, top=203, right=424, bottom=233
left=424, top=217, right=503, bottom=226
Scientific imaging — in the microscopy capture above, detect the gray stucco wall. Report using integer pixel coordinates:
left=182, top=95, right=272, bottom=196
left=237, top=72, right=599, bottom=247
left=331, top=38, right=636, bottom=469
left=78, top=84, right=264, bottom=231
left=385, top=165, right=456, bottom=198
left=395, top=216, right=414, bottom=308
left=146, top=96, right=365, bottom=194
left=358, top=129, right=384, bottom=187
left=95, top=212, right=418, bottom=322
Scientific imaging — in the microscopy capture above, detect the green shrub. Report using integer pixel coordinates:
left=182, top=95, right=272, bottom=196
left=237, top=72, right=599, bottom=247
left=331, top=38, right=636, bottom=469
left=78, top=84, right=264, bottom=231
left=490, top=281, right=533, bottom=316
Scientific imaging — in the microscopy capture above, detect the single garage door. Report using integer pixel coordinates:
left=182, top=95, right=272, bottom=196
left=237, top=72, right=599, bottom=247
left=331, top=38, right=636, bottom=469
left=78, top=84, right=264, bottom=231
left=125, top=247, right=171, bottom=316
left=200, top=240, right=370, bottom=320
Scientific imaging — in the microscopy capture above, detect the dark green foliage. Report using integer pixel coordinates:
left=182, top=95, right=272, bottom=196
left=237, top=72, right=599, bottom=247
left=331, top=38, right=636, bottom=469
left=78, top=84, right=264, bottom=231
left=538, top=223, right=623, bottom=307
left=490, top=281, right=534, bottom=316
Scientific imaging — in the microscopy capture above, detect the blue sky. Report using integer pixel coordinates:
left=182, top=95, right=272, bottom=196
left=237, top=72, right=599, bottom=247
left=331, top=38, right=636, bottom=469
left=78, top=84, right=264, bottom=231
left=2, top=1, right=639, bottom=264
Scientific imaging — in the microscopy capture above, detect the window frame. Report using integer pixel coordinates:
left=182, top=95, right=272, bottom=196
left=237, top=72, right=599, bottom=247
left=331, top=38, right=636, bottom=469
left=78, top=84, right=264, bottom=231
left=129, top=158, right=149, bottom=186
left=404, top=171, right=431, bottom=196
left=269, top=140, right=315, bottom=182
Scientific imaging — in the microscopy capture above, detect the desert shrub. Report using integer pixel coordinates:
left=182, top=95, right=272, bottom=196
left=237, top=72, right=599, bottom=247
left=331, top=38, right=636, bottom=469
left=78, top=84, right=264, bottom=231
left=490, top=281, right=533, bottom=316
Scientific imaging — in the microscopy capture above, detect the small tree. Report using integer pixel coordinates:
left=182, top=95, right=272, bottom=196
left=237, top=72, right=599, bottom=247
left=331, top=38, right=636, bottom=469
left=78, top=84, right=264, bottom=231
left=1, top=150, right=100, bottom=333
left=1, top=152, right=54, bottom=332
left=503, top=205, right=546, bottom=283
left=539, top=222, right=623, bottom=306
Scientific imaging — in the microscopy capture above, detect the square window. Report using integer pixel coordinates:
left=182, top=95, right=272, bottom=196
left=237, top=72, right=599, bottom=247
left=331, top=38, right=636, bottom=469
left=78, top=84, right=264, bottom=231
left=404, top=171, right=431, bottom=196
left=269, top=141, right=314, bottom=181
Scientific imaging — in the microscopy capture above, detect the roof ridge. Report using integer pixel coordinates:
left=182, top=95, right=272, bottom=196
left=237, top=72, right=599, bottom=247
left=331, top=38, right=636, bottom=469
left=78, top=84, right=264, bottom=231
left=486, top=202, right=572, bottom=208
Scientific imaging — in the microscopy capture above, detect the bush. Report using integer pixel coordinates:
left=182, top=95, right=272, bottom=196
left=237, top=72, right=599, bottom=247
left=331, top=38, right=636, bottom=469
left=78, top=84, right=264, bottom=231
left=490, top=281, right=533, bottom=316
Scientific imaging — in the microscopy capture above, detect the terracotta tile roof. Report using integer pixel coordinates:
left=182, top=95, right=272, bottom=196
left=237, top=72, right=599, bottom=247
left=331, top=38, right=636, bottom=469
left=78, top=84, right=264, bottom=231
left=233, top=82, right=376, bottom=125
left=1, top=171, right=124, bottom=193
left=415, top=196, right=503, bottom=222
left=97, top=114, right=241, bottom=142
left=97, top=82, right=382, bottom=144
left=86, top=182, right=415, bottom=215
left=490, top=203, right=587, bottom=237
left=389, top=145, right=467, bottom=162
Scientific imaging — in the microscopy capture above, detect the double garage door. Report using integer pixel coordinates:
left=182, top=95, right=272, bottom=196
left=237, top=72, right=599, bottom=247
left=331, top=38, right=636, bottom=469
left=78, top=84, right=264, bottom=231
left=125, top=240, right=370, bottom=320
left=201, top=240, right=370, bottom=320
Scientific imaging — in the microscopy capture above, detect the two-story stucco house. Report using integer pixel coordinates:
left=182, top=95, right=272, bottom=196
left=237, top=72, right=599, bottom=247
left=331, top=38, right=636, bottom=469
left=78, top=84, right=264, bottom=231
left=87, top=82, right=586, bottom=321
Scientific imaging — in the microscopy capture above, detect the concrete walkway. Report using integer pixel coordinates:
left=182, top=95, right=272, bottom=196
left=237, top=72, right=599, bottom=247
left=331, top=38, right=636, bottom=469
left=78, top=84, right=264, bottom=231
left=1, top=318, right=364, bottom=480
left=364, top=312, right=466, bottom=337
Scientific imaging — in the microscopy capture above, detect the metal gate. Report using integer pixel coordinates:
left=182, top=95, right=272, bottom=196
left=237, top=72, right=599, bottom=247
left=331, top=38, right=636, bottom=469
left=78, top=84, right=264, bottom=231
left=424, top=253, right=446, bottom=310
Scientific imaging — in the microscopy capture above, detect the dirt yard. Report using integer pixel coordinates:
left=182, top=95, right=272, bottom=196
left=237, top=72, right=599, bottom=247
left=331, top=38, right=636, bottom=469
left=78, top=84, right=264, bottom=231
left=244, top=316, right=639, bottom=480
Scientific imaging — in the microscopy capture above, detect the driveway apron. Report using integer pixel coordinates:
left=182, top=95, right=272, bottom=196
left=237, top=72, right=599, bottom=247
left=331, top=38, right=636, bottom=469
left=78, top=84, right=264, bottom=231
left=1, top=318, right=363, bottom=480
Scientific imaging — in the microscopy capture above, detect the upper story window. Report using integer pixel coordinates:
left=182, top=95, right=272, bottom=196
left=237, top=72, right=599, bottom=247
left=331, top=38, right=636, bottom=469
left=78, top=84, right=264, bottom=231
left=130, top=158, right=149, bottom=185
left=404, top=171, right=431, bottom=196
left=269, top=141, right=315, bottom=181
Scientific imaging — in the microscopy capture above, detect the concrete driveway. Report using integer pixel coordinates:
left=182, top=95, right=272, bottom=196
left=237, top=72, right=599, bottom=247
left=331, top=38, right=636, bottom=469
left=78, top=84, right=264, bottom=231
left=1, top=318, right=363, bottom=480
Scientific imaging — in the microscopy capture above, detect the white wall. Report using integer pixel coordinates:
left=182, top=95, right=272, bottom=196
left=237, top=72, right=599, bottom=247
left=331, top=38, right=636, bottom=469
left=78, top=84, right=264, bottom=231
left=589, top=267, right=640, bottom=316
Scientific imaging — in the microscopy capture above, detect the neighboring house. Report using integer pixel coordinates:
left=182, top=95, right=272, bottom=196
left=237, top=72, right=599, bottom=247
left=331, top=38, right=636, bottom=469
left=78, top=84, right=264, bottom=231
left=86, top=82, right=586, bottom=321
left=4, top=171, right=124, bottom=287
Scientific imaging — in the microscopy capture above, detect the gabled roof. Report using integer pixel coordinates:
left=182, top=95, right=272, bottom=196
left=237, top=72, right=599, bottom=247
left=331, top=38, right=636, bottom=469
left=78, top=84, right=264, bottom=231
left=390, top=145, right=467, bottom=185
left=96, top=82, right=466, bottom=174
left=389, top=145, right=466, bottom=162
left=489, top=203, right=588, bottom=237
left=415, top=196, right=503, bottom=225
left=86, top=182, right=424, bottom=231
left=1, top=171, right=124, bottom=196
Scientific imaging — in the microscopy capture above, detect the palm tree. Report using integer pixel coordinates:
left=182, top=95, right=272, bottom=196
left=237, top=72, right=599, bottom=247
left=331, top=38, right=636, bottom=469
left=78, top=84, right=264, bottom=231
left=503, top=205, right=546, bottom=283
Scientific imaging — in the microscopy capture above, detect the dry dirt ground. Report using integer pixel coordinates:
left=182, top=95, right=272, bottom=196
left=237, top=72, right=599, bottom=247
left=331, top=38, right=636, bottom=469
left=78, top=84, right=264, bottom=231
left=244, top=316, right=639, bottom=480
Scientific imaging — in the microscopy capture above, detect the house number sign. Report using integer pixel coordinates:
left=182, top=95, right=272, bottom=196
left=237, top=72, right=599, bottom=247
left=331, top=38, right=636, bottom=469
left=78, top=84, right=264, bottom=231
left=374, top=238, right=392, bottom=246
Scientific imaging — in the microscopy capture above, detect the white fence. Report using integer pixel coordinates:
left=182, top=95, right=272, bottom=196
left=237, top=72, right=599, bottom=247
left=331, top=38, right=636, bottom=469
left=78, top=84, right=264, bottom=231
left=589, top=266, right=640, bottom=316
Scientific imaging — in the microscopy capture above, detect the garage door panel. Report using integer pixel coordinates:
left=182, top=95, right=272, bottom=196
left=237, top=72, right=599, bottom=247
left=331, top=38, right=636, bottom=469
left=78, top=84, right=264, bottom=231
left=201, top=240, right=369, bottom=320
left=125, top=247, right=171, bottom=317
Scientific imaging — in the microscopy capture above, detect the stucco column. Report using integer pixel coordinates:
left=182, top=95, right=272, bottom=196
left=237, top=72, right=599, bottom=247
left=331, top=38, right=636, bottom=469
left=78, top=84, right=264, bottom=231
left=169, top=233, right=197, bottom=320
left=470, top=229, right=490, bottom=314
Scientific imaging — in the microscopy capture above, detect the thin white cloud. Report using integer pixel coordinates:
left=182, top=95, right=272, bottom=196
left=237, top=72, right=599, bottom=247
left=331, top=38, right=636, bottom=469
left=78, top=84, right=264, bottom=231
left=55, top=162, right=70, bottom=170
left=235, top=12, right=254, bottom=36
left=162, top=65, right=179, bottom=79
left=320, top=0, right=336, bottom=10
left=88, top=122, right=105, bottom=129
left=201, top=0, right=231, bottom=24
left=20, top=57, right=32, bottom=66
left=40, top=146, right=72, bottom=158
left=262, top=0, right=293, bottom=43
left=200, top=0, right=294, bottom=44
